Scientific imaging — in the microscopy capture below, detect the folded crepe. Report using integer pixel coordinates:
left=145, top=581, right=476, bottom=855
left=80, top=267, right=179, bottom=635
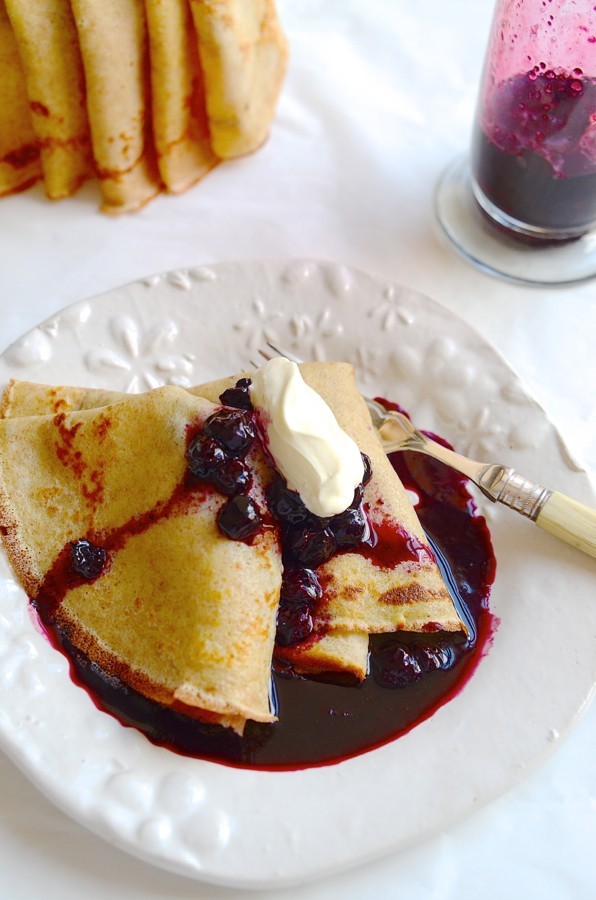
left=188, top=0, right=289, bottom=158
left=0, top=375, right=370, bottom=680
left=0, top=0, right=287, bottom=210
left=2, top=365, right=464, bottom=687
left=1, top=379, right=127, bottom=418
left=5, top=0, right=93, bottom=199
left=198, top=364, right=463, bottom=678
left=145, top=0, right=218, bottom=193
left=69, top=0, right=161, bottom=212
left=0, top=386, right=282, bottom=733
left=0, top=0, right=42, bottom=197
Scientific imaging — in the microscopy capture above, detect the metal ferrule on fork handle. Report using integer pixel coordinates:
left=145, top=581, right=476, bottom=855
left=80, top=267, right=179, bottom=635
left=479, top=465, right=552, bottom=521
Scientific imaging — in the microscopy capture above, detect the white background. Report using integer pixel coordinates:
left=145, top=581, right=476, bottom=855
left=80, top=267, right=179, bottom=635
left=0, top=1, right=594, bottom=897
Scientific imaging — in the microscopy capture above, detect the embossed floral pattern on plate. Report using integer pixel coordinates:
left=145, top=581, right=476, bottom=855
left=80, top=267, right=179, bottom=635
left=0, top=260, right=594, bottom=889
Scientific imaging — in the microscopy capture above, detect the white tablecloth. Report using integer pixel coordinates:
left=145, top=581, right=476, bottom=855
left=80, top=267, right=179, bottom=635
left=0, top=1, right=594, bottom=897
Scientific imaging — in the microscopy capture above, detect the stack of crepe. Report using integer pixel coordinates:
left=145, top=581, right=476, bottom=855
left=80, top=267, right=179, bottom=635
left=0, top=0, right=288, bottom=212
left=0, top=364, right=464, bottom=734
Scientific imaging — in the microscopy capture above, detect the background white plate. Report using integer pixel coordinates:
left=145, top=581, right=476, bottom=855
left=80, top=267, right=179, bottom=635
left=0, top=259, right=594, bottom=889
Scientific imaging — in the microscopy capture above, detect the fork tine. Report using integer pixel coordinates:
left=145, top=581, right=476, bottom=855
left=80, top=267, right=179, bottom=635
left=251, top=344, right=279, bottom=367
left=262, top=342, right=303, bottom=364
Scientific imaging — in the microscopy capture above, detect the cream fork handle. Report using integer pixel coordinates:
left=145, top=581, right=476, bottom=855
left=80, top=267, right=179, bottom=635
left=376, top=409, right=596, bottom=560
left=535, top=491, right=596, bottom=559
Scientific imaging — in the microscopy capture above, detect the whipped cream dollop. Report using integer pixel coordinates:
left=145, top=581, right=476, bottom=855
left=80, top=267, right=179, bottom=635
left=249, top=358, right=364, bottom=518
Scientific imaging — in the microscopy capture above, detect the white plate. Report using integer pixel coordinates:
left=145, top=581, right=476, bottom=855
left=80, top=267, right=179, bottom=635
left=0, top=259, right=594, bottom=889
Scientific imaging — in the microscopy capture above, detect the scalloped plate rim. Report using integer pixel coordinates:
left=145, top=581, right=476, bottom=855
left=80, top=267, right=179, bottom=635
left=0, top=258, right=594, bottom=889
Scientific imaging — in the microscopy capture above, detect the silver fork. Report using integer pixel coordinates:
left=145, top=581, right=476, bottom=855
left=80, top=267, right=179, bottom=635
left=258, top=344, right=596, bottom=559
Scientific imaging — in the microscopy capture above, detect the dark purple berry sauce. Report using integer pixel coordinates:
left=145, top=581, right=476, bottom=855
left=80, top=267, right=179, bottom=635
left=41, top=397, right=497, bottom=771
left=472, top=70, right=596, bottom=236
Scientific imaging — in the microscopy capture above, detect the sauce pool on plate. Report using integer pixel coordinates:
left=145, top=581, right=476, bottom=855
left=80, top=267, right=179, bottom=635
left=42, top=399, right=497, bottom=771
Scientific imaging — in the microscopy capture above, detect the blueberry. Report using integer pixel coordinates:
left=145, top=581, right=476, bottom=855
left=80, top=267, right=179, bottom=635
left=329, top=504, right=368, bottom=548
left=217, top=495, right=263, bottom=540
left=412, top=640, right=454, bottom=673
left=276, top=568, right=322, bottom=646
left=266, top=477, right=310, bottom=525
left=276, top=599, right=314, bottom=646
left=70, top=539, right=106, bottom=579
left=211, top=458, right=252, bottom=496
left=372, top=642, right=422, bottom=688
left=187, top=434, right=226, bottom=479
left=219, top=378, right=253, bottom=411
left=280, top=567, right=322, bottom=605
left=204, top=409, right=255, bottom=457
left=285, top=522, right=336, bottom=568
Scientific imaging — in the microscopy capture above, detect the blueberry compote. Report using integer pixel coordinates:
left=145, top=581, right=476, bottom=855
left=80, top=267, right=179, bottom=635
left=38, top=390, right=496, bottom=771
left=472, top=69, right=596, bottom=237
